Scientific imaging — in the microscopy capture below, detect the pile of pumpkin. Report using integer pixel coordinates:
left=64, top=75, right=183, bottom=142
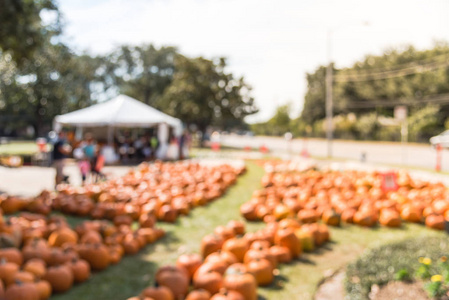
left=128, top=218, right=330, bottom=300
left=47, top=161, right=245, bottom=223
left=0, top=211, right=164, bottom=299
left=240, top=169, right=449, bottom=230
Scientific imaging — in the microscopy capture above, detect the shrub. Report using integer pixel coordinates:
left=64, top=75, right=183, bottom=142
left=345, top=236, right=449, bottom=300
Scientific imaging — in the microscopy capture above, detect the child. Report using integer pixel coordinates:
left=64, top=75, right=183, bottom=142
left=79, top=157, right=90, bottom=185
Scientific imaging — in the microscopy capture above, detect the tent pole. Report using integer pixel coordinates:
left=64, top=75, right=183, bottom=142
left=107, top=126, right=113, bottom=146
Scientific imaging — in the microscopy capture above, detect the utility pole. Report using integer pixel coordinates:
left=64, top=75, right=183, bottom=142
left=326, top=30, right=333, bottom=158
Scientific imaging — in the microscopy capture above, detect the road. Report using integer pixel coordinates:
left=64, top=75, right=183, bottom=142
left=220, top=134, right=448, bottom=171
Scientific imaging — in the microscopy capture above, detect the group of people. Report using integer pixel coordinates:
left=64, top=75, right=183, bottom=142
left=51, top=129, right=192, bottom=188
left=52, top=131, right=105, bottom=188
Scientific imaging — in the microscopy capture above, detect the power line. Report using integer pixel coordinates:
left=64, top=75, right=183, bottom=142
left=345, top=93, right=449, bottom=109
left=334, top=53, right=449, bottom=82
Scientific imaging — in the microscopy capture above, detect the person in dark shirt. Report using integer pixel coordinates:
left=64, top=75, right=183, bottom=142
left=52, top=131, right=71, bottom=188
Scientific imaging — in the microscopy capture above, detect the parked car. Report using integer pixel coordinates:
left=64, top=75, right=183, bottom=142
left=430, top=130, right=449, bottom=148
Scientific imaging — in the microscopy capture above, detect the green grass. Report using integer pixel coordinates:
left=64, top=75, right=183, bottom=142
left=345, top=235, right=449, bottom=300
left=49, top=160, right=445, bottom=300
left=0, top=141, right=42, bottom=155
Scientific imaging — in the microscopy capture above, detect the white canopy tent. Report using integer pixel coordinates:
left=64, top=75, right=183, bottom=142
left=54, top=94, right=183, bottom=161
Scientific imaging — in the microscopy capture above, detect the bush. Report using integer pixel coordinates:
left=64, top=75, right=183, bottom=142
left=345, top=236, right=449, bottom=300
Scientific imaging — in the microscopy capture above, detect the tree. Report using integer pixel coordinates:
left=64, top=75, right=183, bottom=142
left=0, top=0, right=60, bottom=65
left=159, top=55, right=258, bottom=134
left=0, top=41, right=105, bottom=136
left=107, top=44, right=177, bottom=105
left=300, top=42, right=449, bottom=142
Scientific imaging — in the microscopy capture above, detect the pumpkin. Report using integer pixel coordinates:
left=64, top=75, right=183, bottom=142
left=243, top=247, right=277, bottom=269
left=379, top=209, right=401, bottom=227
left=425, top=214, right=445, bottom=230
left=78, top=243, right=110, bottom=271
left=353, top=210, right=377, bottom=227
left=200, top=235, right=224, bottom=259
left=195, top=259, right=228, bottom=276
left=140, top=285, right=174, bottom=300
left=193, top=269, right=224, bottom=294
left=0, top=248, right=23, bottom=266
left=297, top=209, right=318, bottom=223
left=268, top=245, right=292, bottom=263
left=139, top=213, right=156, bottom=228
left=222, top=237, right=249, bottom=263
left=240, top=203, right=258, bottom=221
left=321, top=209, right=341, bottom=226
left=186, top=289, right=212, bottom=300
left=341, top=208, right=356, bottom=224
left=155, top=265, right=189, bottom=299
left=22, top=239, right=51, bottom=262
left=400, top=205, right=422, bottom=223
left=214, top=226, right=235, bottom=241
left=210, top=288, right=245, bottom=300
left=0, top=258, right=19, bottom=286
left=246, top=258, right=274, bottom=286
left=176, top=253, right=203, bottom=279
left=42, top=264, right=74, bottom=293
left=35, top=280, right=52, bottom=300
left=4, top=281, right=39, bottom=300
left=157, top=205, right=178, bottom=223
left=223, top=264, right=257, bottom=300
left=67, top=258, right=90, bottom=283
left=48, top=228, right=78, bottom=247
left=23, top=259, right=46, bottom=279
left=207, top=250, right=238, bottom=267
left=294, top=229, right=314, bottom=252
left=10, top=271, right=35, bottom=285
left=80, top=230, right=103, bottom=244
left=226, top=220, right=245, bottom=235
left=274, top=226, right=302, bottom=258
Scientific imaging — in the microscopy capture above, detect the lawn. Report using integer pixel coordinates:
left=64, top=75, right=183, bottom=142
left=0, top=141, right=42, bottom=155
left=50, top=160, right=443, bottom=300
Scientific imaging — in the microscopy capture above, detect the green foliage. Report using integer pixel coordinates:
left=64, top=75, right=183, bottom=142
left=159, top=55, right=257, bottom=131
left=424, top=280, right=445, bottom=298
left=0, top=0, right=60, bottom=65
left=345, top=236, right=449, bottom=300
left=301, top=43, right=449, bottom=142
left=394, top=268, right=411, bottom=281
left=251, top=104, right=292, bottom=136
left=107, top=44, right=177, bottom=106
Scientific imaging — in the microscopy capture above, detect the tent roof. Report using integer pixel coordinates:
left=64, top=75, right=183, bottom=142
left=54, top=95, right=181, bottom=128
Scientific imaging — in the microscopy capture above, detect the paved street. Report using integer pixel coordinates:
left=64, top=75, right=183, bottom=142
left=221, top=134, right=448, bottom=171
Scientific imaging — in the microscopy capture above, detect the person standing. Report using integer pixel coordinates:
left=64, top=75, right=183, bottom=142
left=52, top=131, right=71, bottom=188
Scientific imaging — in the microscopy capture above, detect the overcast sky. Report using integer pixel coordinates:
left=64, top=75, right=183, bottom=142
left=58, top=0, right=449, bottom=123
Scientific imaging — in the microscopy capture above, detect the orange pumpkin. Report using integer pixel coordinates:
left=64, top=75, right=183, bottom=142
left=193, top=269, right=224, bottom=295
left=223, top=264, right=257, bottom=300
left=200, top=235, right=224, bottom=259
left=274, top=226, right=302, bottom=258
left=4, top=281, right=39, bottom=300
left=48, top=228, right=78, bottom=247
left=246, top=258, right=274, bottom=286
left=155, top=265, right=189, bottom=299
left=176, top=253, right=203, bottom=280
left=42, top=265, right=74, bottom=293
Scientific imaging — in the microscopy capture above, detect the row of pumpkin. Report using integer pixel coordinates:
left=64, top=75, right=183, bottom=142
left=240, top=169, right=449, bottom=230
left=0, top=162, right=245, bottom=224
left=0, top=212, right=165, bottom=300
left=128, top=218, right=330, bottom=300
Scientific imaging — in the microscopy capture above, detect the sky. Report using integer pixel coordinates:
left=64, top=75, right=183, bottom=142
left=58, top=0, right=449, bottom=123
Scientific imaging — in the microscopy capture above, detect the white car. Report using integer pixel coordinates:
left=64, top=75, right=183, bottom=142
left=430, top=130, right=449, bottom=148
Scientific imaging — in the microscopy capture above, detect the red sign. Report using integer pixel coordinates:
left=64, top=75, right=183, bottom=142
left=381, top=172, right=398, bottom=192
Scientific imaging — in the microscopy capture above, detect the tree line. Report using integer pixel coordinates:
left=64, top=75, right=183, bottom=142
left=252, top=43, right=449, bottom=143
left=0, top=0, right=258, bottom=137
